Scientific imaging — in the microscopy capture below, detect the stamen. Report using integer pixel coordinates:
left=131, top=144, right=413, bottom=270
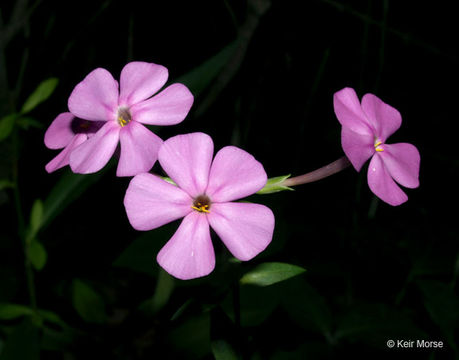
left=117, top=107, right=132, bottom=127
left=192, top=195, right=211, bottom=213
left=374, top=139, right=384, bottom=152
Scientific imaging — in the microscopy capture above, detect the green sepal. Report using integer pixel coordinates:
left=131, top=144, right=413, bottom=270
left=256, top=174, right=294, bottom=194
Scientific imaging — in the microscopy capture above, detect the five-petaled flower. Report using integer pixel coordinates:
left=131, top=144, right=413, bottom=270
left=333, top=87, right=420, bottom=206
left=66, top=61, right=194, bottom=176
left=44, top=112, right=104, bottom=173
left=124, top=132, right=275, bottom=280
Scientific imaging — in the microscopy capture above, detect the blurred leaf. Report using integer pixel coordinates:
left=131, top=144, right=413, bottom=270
left=281, top=278, right=332, bottom=339
left=151, top=269, right=175, bottom=312
left=210, top=307, right=239, bottom=360
left=240, top=262, right=306, bottom=286
left=166, top=313, right=211, bottom=359
left=113, top=221, right=177, bottom=277
left=0, top=180, right=14, bottom=191
left=28, top=240, right=47, bottom=271
left=0, top=319, right=40, bottom=360
left=37, top=309, right=65, bottom=327
left=222, top=284, right=280, bottom=327
left=211, top=339, right=238, bottom=360
left=16, top=117, right=43, bottom=130
left=176, top=40, right=238, bottom=96
left=0, top=114, right=16, bottom=142
left=42, top=170, right=105, bottom=228
left=29, top=199, right=43, bottom=235
left=20, top=78, right=59, bottom=114
left=72, top=279, right=106, bottom=324
left=256, top=175, right=294, bottom=195
left=417, top=279, right=459, bottom=352
left=0, top=303, right=33, bottom=320
left=334, top=302, right=426, bottom=348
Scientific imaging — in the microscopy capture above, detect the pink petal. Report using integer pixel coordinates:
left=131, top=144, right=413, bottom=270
left=361, top=93, right=402, bottom=142
left=124, top=173, right=193, bottom=231
left=333, top=87, right=374, bottom=136
left=206, top=146, right=267, bottom=202
left=44, top=112, right=76, bottom=149
left=157, top=212, right=215, bottom=280
left=130, top=83, right=194, bottom=125
left=207, top=202, right=274, bottom=261
left=367, top=154, right=408, bottom=206
left=117, top=121, right=163, bottom=177
left=158, top=132, right=213, bottom=197
left=341, top=127, right=375, bottom=172
left=68, top=68, right=118, bottom=121
left=69, top=121, right=120, bottom=174
left=45, top=134, right=87, bottom=173
left=119, top=62, right=168, bottom=106
left=379, top=143, right=420, bottom=189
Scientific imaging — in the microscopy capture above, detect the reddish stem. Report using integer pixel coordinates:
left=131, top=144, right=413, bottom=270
left=281, top=156, right=351, bottom=187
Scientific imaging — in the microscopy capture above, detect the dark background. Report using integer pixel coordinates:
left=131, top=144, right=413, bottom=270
left=0, top=0, right=458, bottom=359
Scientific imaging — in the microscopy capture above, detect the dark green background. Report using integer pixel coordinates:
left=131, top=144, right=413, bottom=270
left=0, top=0, right=457, bottom=359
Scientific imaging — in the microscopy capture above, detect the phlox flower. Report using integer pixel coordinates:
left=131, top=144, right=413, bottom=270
left=44, top=112, right=103, bottom=173
left=66, top=61, right=194, bottom=176
left=333, top=87, right=420, bottom=206
left=124, top=132, right=275, bottom=280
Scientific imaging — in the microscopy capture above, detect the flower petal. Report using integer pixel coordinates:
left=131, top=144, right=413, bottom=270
left=124, top=172, right=193, bottom=231
left=208, top=202, right=274, bottom=261
left=69, top=121, right=120, bottom=174
left=380, top=143, right=420, bottom=189
left=119, top=62, right=168, bottom=106
left=206, top=146, right=267, bottom=202
left=157, top=212, right=215, bottom=280
left=367, top=154, right=408, bottom=206
left=68, top=68, right=118, bottom=121
left=130, top=83, right=194, bottom=125
left=44, top=112, right=76, bottom=149
left=341, top=127, right=375, bottom=172
left=45, top=134, right=87, bottom=173
left=158, top=132, right=213, bottom=197
left=361, top=93, right=401, bottom=142
left=117, top=121, right=163, bottom=177
left=333, top=87, right=374, bottom=136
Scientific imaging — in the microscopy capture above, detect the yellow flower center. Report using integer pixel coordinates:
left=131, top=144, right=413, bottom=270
left=117, top=107, right=132, bottom=127
left=192, top=194, right=211, bottom=213
left=374, top=139, right=384, bottom=152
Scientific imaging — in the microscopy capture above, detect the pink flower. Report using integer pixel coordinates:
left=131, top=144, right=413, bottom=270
left=124, top=132, right=275, bottom=280
left=67, top=61, right=194, bottom=176
left=333, top=87, right=420, bottom=206
left=44, top=112, right=104, bottom=173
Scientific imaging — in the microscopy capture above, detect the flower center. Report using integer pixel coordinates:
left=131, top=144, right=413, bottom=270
left=117, top=107, right=132, bottom=127
left=374, top=139, right=384, bottom=152
left=191, top=194, right=211, bottom=213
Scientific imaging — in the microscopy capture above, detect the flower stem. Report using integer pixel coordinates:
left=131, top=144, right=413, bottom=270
left=281, top=156, right=351, bottom=187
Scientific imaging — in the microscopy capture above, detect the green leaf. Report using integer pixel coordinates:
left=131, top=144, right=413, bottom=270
left=211, top=339, right=238, bottom=360
left=256, top=175, right=294, bottom=194
left=0, top=319, right=40, bottom=360
left=29, top=199, right=43, bottom=235
left=417, top=279, right=459, bottom=352
left=0, top=179, right=14, bottom=191
left=176, top=40, right=239, bottom=96
left=20, top=78, right=59, bottom=114
left=42, top=170, right=105, bottom=228
left=281, top=278, right=332, bottom=339
left=16, top=116, right=43, bottom=130
left=0, top=303, right=34, bottom=320
left=0, top=114, right=16, bottom=142
left=28, top=240, right=47, bottom=271
left=72, top=279, right=106, bottom=324
left=113, top=221, right=177, bottom=277
left=240, top=262, right=306, bottom=286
